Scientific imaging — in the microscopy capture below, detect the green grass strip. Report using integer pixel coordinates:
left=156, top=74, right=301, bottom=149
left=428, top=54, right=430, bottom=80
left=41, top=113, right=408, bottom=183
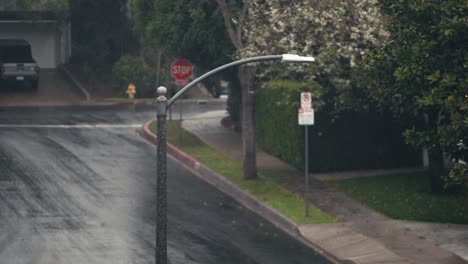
left=149, top=121, right=336, bottom=224
left=329, top=174, right=468, bottom=224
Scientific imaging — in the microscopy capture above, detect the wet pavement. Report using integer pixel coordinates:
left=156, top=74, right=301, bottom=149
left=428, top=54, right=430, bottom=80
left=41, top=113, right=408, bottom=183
left=0, top=104, right=330, bottom=264
left=0, top=70, right=83, bottom=107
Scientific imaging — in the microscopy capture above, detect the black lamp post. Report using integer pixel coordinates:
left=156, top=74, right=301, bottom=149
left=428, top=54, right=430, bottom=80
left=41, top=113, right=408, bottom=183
left=155, top=53, right=315, bottom=264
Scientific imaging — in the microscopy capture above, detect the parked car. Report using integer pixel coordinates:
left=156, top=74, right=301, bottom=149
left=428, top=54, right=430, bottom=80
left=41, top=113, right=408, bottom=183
left=0, top=39, right=40, bottom=90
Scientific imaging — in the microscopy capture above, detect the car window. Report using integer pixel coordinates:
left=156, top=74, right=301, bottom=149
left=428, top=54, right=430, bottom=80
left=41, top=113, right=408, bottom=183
left=0, top=46, right=34, bottom=63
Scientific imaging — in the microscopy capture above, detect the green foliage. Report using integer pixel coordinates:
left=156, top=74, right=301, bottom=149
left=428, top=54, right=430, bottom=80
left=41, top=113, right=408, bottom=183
left=70, top=0, right=137, bottom=72
left=16, top=0, right=34, bottom=9
left=145, top=0, right=234, bottom=69
left=43, top=0, right=69, bottom=21
left=256, top=80, right=421, bottom=172
left=43, top=0, right=69, bottom=11
left=255, top=80, right=317, bottom=169
left=130, top=0, right=238, bottom=100
left=330, top=173, right=468, bottom=224
left=129, top=0, right=154, bottom=35
left=444, top=163, right=468, bottom=193
left=368, top=0, right=468, bottom=162
left=112, top=55, right=155, bottom=97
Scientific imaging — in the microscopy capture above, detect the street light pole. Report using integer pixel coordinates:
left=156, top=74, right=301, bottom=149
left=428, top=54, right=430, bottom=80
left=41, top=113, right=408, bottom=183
left=155, top=87, right=168, bottom=264
left=155, top=53, right=315, bottom=264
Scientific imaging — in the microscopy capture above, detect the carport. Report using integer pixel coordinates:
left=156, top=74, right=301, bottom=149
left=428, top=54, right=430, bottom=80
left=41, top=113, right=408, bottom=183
left=0, top=11, right=82, bottom=106
left=0, top=12, right=71, bottom=69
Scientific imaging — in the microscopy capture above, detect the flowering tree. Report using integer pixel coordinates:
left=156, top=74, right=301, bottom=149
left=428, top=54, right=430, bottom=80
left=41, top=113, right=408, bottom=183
left=242, top=0, right=386, bottom=112
left=215, top=0, right=386, bottom=180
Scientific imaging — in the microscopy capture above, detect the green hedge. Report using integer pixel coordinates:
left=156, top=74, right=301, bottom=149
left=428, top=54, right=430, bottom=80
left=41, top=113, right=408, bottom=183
left=112, top=55, right=156, bottom=98
left=255, top=80, right=421, bottom=172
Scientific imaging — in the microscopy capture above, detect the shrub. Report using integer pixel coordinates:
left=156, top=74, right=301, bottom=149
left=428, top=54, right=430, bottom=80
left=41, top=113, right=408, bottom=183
left=444, top=163, right=468, bottom=194
left=255, top=80, right=421, bottom=172
left=112, top=55, right=156, bottom=97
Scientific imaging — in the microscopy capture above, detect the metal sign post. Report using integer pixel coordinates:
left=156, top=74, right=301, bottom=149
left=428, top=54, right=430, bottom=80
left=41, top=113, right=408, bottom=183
left=305, top=125, right=309, bottom=216
left=179, top=93, right=183, bottom=144
left=171, top=60, right=192, bottom=145
left=298, top=92, right=314, bottom=216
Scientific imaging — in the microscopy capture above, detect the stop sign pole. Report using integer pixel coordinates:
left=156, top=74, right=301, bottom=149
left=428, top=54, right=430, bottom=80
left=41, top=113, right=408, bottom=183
left=155, top=54, right=315, bottom=264
left=170, top=59, right=194, bottom=143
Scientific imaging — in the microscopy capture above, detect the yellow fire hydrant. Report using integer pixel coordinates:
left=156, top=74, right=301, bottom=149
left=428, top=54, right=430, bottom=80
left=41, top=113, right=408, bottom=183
left=126, top=83, right=136, bottom=100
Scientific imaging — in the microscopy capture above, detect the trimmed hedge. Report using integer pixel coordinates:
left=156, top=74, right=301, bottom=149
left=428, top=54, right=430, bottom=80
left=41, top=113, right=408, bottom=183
left=255, top=80, right=421, bottom=172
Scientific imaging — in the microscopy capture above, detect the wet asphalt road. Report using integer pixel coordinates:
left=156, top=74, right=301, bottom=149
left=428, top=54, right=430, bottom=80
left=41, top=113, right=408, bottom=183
left=0, top=103, right=330, bottom=264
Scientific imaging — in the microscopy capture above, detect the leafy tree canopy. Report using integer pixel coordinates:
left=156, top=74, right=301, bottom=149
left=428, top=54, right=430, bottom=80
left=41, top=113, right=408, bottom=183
left=368, top=0, right=467, bottom=158
left=141, top=0, right=235, bottom=70
left=367, top=0, right=467, bottom=192
left=70, top=0, right=135, bottom=71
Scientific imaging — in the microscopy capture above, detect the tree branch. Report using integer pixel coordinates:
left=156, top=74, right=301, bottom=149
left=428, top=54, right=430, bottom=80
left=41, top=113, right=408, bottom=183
left=236, top=2, right=248, bottom=44
left=215, top=0, right=243, bottom=50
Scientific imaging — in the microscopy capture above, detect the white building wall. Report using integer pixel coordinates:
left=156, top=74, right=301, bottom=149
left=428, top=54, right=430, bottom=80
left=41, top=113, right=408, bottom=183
left=0, top=21, right=58, bottom=68
left=58, top=23, right=71, bottom=66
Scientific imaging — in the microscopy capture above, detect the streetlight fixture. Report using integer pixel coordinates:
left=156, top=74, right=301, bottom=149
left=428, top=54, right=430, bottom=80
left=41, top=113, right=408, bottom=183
left=155, top=53, right=315, bottom=264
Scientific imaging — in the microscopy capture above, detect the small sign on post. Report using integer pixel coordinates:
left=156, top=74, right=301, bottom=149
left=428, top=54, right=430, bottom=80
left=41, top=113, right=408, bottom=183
left=299, top=92, right=314, bottom=217
left=298, top=108, right=314, bottom=125
left=171, top=59, right=193, bottom=86
left=301, top=92, right=312, bottom=109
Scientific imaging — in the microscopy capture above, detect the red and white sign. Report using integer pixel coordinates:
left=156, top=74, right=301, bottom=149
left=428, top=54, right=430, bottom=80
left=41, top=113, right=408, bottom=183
left=171, top=59, right=193, bottom=86
left=298, top=108, right=315, bottom=125
left=301, top=92, right=312, bottom=109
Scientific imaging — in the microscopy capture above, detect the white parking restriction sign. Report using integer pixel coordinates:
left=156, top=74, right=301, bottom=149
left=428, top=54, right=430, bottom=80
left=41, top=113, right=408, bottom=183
left=298, top=108, right=314, bottom=125
left=301, top=92, right=312, bottom=109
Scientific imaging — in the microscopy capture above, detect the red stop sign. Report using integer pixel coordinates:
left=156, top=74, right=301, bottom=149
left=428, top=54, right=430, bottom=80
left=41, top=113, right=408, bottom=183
left=171, top=59, right=193, bottom=81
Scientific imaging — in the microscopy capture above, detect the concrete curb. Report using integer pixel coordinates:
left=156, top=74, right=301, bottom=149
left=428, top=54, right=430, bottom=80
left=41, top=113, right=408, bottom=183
left=88, top=98, right=223, bottom=107
left=58, top=65, right=91, bottom=102
left=140, top=120, right=342, bottom=264
left=105, top=100, right=157, bottom=107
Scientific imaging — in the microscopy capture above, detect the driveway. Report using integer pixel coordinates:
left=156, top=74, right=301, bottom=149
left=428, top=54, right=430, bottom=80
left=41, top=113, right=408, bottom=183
left=0, top=69, right=83, bottom=106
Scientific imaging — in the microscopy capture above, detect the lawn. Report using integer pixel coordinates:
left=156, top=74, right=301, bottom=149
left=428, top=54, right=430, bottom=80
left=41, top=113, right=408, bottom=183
left=329, top=173, right=468, bottom=224
left=149, top=121, right=336, bottom=224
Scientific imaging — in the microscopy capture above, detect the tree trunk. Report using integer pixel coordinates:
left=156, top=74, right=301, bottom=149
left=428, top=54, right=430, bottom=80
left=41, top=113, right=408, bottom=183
left=239, top=65, right=257, bottom=180
left=425, top=110, right=445, bottom=193
left=428, top=147, right=445, bottom=193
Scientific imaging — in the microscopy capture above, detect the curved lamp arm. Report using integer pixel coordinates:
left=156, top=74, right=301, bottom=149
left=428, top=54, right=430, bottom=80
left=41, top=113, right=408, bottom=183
left=166, top=54, right=315, bottom=108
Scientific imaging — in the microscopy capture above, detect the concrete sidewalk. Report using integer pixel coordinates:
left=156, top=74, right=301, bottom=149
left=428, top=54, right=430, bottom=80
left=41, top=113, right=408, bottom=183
left=181, top=110, right=468, bottom=264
